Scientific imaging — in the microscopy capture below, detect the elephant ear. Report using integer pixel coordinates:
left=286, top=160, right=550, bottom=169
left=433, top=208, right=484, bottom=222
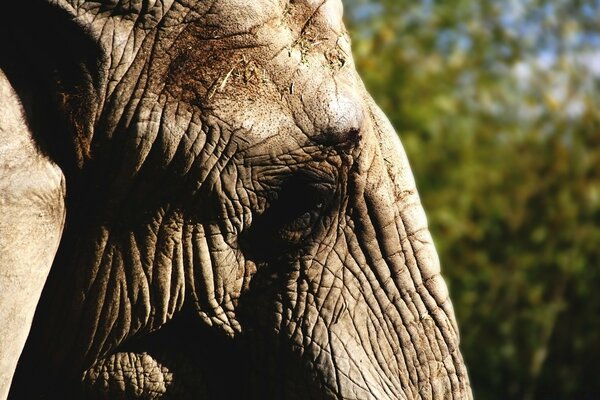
left=0, top=70, right=66, bottom=399
left=0, top=3, right=102, bottom=398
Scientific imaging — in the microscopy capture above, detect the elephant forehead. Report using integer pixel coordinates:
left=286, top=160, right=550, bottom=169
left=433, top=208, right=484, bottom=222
left=200, top=0, right=286, bottom=33
left=156, top=2, right=356, bottom=146
left=204, top=0, right=344, bottom=34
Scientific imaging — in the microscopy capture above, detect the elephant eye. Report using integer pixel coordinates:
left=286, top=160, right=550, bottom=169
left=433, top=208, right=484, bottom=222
left=272, top=174, right=333, bottom=242
left=240, top=169, right=337, bottom=259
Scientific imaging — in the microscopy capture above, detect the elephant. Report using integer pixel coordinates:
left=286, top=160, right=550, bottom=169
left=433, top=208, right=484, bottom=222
left=0, top=0, right=471, bottom=398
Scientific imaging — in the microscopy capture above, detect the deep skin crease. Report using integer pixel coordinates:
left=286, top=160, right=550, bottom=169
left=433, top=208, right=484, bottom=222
left=0, top=0, right=472, bottom=399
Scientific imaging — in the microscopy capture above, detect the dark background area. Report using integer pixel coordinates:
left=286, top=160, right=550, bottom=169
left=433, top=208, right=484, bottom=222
left=343, top=1, right=600, bottom=398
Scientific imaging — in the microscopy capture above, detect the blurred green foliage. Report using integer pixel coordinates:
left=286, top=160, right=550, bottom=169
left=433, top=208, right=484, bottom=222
left=343, top=0, right=600, bottom=398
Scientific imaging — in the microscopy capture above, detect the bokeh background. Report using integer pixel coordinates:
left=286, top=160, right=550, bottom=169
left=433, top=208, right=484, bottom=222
left=342, top=1, right=600, bottom=398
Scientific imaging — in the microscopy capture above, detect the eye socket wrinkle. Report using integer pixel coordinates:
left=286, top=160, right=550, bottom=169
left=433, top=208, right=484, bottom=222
left=238, top=166, right=340, bottom=260
left=311, top=127, right=361, bottom=152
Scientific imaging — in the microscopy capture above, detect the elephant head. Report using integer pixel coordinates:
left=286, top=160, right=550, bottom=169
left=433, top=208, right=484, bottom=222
left=0, top=0, right=471, bottom=398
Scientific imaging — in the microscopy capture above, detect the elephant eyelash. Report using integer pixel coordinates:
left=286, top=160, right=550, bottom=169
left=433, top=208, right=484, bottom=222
left=239, top=168, right=338, bottom=259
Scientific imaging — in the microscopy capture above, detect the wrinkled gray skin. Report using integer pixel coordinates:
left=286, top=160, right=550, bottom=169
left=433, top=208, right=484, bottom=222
left=0, top=1, right=471, bottom=398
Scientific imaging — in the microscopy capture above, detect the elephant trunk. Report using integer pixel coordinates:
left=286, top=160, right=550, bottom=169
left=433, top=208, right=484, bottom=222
left=343, top=106, right=470, bottom=398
